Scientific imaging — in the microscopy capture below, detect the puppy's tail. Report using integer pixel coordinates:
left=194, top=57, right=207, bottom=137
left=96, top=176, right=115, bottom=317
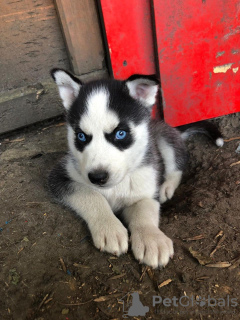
left=178, top=121, right=224, bottom=147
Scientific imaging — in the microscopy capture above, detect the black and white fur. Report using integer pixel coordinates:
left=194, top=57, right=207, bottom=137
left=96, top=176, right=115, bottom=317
left=48, top=69, right=223, bottom=269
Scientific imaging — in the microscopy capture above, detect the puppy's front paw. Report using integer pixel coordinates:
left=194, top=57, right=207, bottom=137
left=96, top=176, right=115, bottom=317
left=159, top=181, right=176, bottom=204
left=90, top=217, right=128, bottom=256
left=131, top=226, right=174, bottom=268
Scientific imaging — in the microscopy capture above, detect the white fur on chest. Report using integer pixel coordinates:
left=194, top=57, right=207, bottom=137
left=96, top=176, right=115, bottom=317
left=98, top=165, right=158, bottom=211
left=67, top=159, right=158, bottom=212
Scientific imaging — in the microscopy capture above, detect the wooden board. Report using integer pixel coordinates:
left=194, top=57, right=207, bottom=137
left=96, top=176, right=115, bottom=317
left=0, top=69, right=108, bottom=135
left=55, top=0, right=105, bottom=75
left=0, top=0, right=69, bottom=91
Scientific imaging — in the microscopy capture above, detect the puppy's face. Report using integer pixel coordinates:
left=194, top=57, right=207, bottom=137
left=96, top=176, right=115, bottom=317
left=52, top=70, right=159, bottom=188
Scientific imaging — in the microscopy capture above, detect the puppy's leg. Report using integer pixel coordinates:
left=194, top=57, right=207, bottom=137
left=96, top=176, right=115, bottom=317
left=122, top=199, right=173, bottom=268
left=48, top=159, right=128, bottom=255
left=66, top=186, right=129, bottom=256
left=159, top=171, right=182, bottom=204
left=158, top=138, right=184, bottom=203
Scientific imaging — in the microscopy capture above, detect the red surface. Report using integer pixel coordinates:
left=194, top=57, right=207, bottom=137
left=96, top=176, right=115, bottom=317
left=153, top=0, right=240, bottom=126
left=100, top=0, right=240, bottom=126
left=100, top=0, right=159, bottom=118
left=99, top=0, right=156, bottom=79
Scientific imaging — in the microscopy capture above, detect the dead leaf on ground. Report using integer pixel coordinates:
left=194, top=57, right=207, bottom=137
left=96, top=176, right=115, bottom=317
left=205, top=262, right=231, bottom=268
left=94, top=296, right=107, bottom=302
left=189, top=247, right=212, bottom=265
left=158, top=279, right=172, bottom=288
left=220, top=286, right=232, bottom=294
left=9, top=269, right=20, bottom=285
left=61, top=308, right=69, bottom=315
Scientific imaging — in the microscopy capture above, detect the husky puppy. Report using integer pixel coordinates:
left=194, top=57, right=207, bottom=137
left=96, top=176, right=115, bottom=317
left=48, top=69, right=223, bottom=269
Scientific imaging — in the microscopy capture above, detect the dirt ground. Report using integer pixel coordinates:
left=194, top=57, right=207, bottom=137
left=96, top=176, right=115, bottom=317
left=0, top=113, right=240, bottom=320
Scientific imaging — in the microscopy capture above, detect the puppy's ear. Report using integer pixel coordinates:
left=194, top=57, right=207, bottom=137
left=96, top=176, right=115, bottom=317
left=125, top=74, right=159, bottom=107
left=51, top=68, right=82, bottom=110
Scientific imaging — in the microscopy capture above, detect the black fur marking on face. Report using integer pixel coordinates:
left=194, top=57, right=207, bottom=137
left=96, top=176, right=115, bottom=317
left=107, top=80, right=150, bottom=124
left=105, top=123, right=134, bottom=150
left=74, top=129, right=92, bottom=152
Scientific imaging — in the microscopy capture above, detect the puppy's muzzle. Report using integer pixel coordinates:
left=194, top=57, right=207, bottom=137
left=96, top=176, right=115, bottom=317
left=88, top=170, right=109, bottom=186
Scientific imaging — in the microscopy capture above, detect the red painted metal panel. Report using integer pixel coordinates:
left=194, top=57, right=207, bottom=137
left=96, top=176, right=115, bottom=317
left=153, top=0, right=240, bottom=127
left=99, top=0, right=156, bottom=79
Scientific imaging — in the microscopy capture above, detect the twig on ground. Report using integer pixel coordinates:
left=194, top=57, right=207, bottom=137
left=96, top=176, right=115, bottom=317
left=215, top=230, right=223, bottom=239
left=224, top=137, right=240, bottom=142
left=230, top=160, right=240, bottom=167
left=229, top=255, right=240, bottom=270
left=205, top=262, right=231, bottom=268
left=210, top=234, right=226, bottom=257
left=59, top=299, right=93, bottom=306
left=140, top=266, right=147, bottom=282
left=183, top=234, right=205, bottom=241
left=1, top=138, right=25, bottom=144
left=60, top=258, right=67, bottom=273
left=42, top=122, right=65, bottom=131
left=38, top=294, right=49, bottom=309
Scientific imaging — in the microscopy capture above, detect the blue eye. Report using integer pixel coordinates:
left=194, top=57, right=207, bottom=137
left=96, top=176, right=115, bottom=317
left=77, top=132, right=86, bottom=142
left=115, top=130, right=127, bottom=140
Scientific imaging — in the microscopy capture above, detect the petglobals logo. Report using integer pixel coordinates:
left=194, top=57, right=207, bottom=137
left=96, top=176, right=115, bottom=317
left=119, top=292, right=238, bottom=318
left=119, top=292, right=149, bottom=318
left=153, top=295, right=238, bottom=308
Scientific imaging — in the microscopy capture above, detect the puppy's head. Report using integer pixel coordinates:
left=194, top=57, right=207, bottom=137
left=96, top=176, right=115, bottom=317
left=51, top=69, right=159, bottom=188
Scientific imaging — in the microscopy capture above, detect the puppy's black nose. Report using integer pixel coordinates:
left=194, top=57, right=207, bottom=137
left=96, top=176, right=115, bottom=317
left=88, top=171, right=109, bottom=185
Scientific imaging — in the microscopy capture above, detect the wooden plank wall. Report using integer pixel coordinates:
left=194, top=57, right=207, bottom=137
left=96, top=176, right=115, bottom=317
left=0, top=0, right=69, bottom=91
left=0, top=0, right=107, bottom=134
left=54, top=0, right=105, bottom=75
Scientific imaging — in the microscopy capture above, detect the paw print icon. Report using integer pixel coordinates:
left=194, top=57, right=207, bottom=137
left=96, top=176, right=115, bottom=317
left=196, top=296, right=206, bottom=307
